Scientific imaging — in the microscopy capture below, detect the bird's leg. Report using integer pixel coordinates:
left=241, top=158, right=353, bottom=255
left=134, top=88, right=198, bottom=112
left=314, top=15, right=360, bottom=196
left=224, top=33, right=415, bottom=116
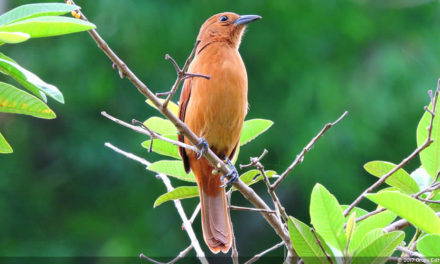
left=196, top=138, right=209, bottom=159
left=220, top=157, right=239, bottom=187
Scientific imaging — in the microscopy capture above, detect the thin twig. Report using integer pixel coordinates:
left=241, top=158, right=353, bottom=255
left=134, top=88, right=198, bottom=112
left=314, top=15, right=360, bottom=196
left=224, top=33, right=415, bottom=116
left=161, top=41, right=210, bottom=108
left=229, top=205, right=277, bottom=214
left=70, top=1, right=296, bottom=259
left=384, top=212, right=440, bottom=232
left=310, top=228, right=333, bottom=264
left=272, top=111, right=348, bottom=190
left=244, top=241, right=284, bottom=264
left=104, top=143, right=207, bottom=263
left=416, top=197, right=440, bottom=204
left=240, top=149, right=268, bottom=169
left=101, top=111, right=198, bottom=153
left=140, top=244, right=193, bottom=264
left=227, top=190, right=239, bottom=264
left=396, top=246, right=425, bottom=259
left=344, top=86, right=439, bottom=217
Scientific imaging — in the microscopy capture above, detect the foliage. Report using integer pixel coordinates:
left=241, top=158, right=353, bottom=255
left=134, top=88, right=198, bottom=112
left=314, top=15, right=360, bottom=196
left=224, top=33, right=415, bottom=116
left=0, top=3, right=95, bottom=153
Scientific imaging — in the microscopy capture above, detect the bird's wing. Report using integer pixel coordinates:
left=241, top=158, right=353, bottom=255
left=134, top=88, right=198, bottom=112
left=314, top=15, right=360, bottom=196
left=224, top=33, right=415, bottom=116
left=178, top=78, right=192, bottom=173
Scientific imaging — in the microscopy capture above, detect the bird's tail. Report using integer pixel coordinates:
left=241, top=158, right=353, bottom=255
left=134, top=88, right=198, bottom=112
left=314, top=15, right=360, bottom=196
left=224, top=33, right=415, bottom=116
left=200, top=186, right=232, bottom=253
left=193, top=158, right=233, bottom=254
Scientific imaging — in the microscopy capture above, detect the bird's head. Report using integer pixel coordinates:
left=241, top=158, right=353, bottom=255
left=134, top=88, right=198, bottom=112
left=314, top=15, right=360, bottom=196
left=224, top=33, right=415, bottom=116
left=197, top=12, right=261, bottom=51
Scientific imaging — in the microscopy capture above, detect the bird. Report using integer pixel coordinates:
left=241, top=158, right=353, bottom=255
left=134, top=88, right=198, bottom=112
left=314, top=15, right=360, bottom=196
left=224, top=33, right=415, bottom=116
left=178, top=12, right=261, bottom=254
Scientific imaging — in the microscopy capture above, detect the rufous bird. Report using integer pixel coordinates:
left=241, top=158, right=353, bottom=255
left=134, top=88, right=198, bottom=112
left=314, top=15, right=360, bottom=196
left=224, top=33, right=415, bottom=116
left=178, top=12, right=261, bottom=253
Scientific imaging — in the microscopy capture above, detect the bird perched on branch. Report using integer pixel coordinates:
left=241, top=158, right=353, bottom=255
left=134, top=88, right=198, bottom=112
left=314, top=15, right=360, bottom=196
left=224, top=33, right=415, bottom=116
left=178, top=12, right=261, bottom=253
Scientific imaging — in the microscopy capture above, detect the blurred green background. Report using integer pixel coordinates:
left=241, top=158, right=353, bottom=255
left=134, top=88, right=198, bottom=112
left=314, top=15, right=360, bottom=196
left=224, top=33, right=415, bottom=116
left=1, top=0, right=439, bottom=260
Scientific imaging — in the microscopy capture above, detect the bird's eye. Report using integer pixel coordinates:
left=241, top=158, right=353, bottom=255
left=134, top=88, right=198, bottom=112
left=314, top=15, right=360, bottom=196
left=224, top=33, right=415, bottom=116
left=219, top=15, right=228, bottom=22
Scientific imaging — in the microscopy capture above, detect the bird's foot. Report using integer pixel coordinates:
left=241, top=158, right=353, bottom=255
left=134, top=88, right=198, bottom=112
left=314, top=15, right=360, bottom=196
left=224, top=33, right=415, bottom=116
left=220, top=158, right=239, bottom=187
left=196, top=138, right=209, bottom=159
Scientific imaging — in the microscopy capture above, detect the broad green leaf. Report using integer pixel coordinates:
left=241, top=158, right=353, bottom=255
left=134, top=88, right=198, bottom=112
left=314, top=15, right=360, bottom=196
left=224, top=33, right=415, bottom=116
left=310, top=183, right=347, bottom=252
left=417, top=234, right=440, bottom=257
left=144, top=116, right=177, bottom=135
left=0, top=131, right=12, bottom=153
left=147, top=160, right=196, bottom=182
left=364, top=161, right=419, bottom=194
left=0, top=82, right=55, bottom=118
left=0, top=53, right=63, bottom=103
left=0, top=3, right=80, bottom=25
left=352, top=231, right=404, bottom=264
left=240, top=119, right=273, bottom=146
left=142, top=135, right=180, bottom=159
left=355, top=228, right=384, bottom=254
left=341, top=205, right=368, bottom=222
left=0, top=16, right=95, bottom=38
left=417, top=97, right=440, bottom=179
left=411, top=167, right=432, bottom=191
left=366, top=191, right=440, bottom=234
left=0, top=32, right=29, bottom=44
left=349, top=210, right=396, bottom=253
left=238, top=169, right=276, bottom=186
left=288, top=217, right=330, bottom=264
left=154, top=186, right=198, bottom=207
left=146, top=98, right=179, bottom=116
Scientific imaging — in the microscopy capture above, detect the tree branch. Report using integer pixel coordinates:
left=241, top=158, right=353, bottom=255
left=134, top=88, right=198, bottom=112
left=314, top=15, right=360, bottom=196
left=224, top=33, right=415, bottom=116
left=244, top=241, right=284, bottom=264
left=344, top=86, right=439, bottom=217
left=104, top=143, right=208, bottom=264
left=272, top=111, right=348, bottom=190
left=140, top=245, right=193, bottom=264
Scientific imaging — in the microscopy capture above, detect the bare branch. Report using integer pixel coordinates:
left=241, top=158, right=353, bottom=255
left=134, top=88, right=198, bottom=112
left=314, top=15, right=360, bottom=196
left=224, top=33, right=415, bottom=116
left=240, top=149, right=268, bottom=169
left=384, top=212, right=440, bottom=233
left=229, top=205, right=277, bottom=214
left=272, top=111, right=348, bottom=190
left=70, top=1, right=296, bottom=258
left=244, top=241, right=284, bottom=264
left=140, top=244, right=193, bottom=264
left=101, top=111, right=198, bottom=153
left=396, top=246, right=425, bottom=259
left=104, top=143, right=207, bottom=263
left=344, top=86, right=439, bottom=217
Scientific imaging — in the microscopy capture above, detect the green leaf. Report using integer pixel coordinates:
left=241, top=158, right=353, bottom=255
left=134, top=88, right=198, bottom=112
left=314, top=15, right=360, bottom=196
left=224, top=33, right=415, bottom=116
left=154, top=186, right=199, bottom=207
left=0, top=82, right=55, bottom=118
left=0, top=131, right=12, bottom=153
left=0, top=31, right=30, bottom=44
left=355, top=228, right=384, bottom=254
left=0, top=16, right=95, bottom=38
left=366, top=191, right=440, bottom=234
left=417, top=234, right=440, bottom=257
left=238, top=169, right=276, bottom=186
left=0, top=52, right=63, bottom=103
left=143, top=116, right=177, bottom=135
left=240, top=119, right=273, bottom=146
left=349, top=210, right=396, bottom=253
left=310, top=183, right=347, bottom=252
left=352, top=231, right=404, bottom=264
left=364, top=161, right=419, bottom=194
left=146, top=98, right=179, bottom=116
left=141, top=135, right=180, bottom=159
left=0, top=3, right=80, bottom=25
left=288, top=217, right=330, bottom=264
left=147, top=160, right=196, bottom=182
left=417, top=97, right=440, bottom=179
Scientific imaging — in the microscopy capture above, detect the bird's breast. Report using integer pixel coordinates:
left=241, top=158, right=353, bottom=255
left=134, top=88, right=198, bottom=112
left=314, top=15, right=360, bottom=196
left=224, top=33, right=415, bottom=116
left=185, top=46, right=248, bottom=156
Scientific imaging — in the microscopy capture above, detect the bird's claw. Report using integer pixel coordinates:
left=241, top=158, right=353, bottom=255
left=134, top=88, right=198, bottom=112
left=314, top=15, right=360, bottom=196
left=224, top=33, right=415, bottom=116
left=220, top=158, right=239, bottom=187
left=196, top=138, right=209, bottom=160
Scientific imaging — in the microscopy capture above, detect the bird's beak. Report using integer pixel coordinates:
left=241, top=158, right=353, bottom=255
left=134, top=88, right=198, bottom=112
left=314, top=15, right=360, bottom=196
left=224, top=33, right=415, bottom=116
left=235, top=15, right=262, bottom=25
